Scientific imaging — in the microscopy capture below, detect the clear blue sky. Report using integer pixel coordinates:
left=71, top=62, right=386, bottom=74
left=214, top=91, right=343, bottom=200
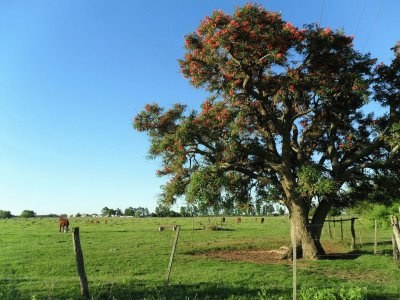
left=0, top=0, right=398, bottom=216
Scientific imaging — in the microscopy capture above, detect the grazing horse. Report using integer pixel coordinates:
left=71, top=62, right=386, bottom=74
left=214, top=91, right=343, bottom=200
left=59, top=217, right=69, bottom=233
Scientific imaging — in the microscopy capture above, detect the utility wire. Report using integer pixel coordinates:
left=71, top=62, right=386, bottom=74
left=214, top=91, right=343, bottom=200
left=354, top=0, right=368, bottom=37
left=319, top=0, right=325, bottom=27
left=362, top=0, right=385, bottom=52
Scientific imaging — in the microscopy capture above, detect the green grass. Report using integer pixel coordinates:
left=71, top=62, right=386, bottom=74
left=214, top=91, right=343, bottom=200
left=0, top=216, right=399, bottom=299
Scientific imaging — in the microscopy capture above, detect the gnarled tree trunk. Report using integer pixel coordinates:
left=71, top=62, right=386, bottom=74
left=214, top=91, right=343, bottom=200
left=289, top=201, right=320, bottom=259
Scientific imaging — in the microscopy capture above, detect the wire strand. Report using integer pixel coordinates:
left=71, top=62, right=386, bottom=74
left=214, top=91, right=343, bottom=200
left=362, top=0, right=385, bottom=52
left=319, top=0, right=325, bottom=26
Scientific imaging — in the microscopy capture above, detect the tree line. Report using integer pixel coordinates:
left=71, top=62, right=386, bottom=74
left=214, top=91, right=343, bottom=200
left=0, top=210, right=36, bottom=219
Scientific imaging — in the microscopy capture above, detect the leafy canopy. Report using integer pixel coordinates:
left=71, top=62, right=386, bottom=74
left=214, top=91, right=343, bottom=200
left=135, top=4, right=400, bottom=211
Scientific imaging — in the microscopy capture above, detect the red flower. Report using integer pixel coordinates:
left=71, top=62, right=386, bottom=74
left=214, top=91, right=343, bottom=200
left=322, top=28, right=332, bottom=35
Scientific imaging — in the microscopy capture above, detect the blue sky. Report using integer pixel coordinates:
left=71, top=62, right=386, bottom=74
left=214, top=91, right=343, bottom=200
left=0, top=0, right=398, bottom=216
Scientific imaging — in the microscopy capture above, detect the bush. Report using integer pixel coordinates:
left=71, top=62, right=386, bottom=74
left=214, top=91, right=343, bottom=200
left=363, top=202, right=400, bottom=228
left=20, top=210, right=36, bottom=218
left=0, top=210, right=13, bottom=218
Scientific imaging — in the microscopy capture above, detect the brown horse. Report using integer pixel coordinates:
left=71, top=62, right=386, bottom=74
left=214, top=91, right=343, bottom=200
left=59, top=217, right=69, bottom=233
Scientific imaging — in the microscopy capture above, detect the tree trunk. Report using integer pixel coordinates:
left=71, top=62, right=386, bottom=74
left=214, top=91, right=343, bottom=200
left=309, top=199, right=332, bottom=255
left=289, top=201, right=321, bottom=259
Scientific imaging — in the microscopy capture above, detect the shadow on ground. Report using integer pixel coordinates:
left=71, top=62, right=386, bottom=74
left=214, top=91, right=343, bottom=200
left=87, top=282, right=290, bottom=300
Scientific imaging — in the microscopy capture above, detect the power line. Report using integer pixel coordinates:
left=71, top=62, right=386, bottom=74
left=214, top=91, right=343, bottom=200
left=319, top=0, right=325, bottom=27
left=354, top=0, right=368, bottom=37
left=362, top=0, right=385, bottom=52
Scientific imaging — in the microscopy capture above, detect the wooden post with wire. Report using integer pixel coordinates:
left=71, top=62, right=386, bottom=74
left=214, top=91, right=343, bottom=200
left=374, top=219, right=378, bottom=255
left=165, top=225, right=181, bottom=287
left=292, top=222, right=297, bottom=300
left=72, top=227, right=89, bottom=299
left=333, top=218, right=336, bottom=239
left=390, top=216, right=400, bottom=261
left=350, top=218, right=356, bottom=250
left=340, top=218, right=344, bottom=240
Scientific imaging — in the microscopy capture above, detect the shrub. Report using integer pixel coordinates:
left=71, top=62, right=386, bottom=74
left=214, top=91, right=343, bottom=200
left=0, top=210, right=12, bottom=218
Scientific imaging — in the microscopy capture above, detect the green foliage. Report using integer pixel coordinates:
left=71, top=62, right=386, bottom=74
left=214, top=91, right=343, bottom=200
left=299, top=286, right=366, bottom=300
left=327, top=207, right=342, bottom=217
left=296, top=165, right=335, bottom=197
left=134, top=3, right=400, bottom=221
left=364, top=202, right=400, bottom=228
left=20, top=210, right=36, bottom=218
left=0, top=210, right=13, bottom=218
left=154, top=203, right=180, bottom=217
left=134, top=2, right=400, bottom=257
left=385, top=122, right=400, bottom=147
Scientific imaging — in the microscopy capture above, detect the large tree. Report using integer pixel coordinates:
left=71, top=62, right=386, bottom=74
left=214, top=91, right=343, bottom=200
left=134, top=4, right=400, bottom=259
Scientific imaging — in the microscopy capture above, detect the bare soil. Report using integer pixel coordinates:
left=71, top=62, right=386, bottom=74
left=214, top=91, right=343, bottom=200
left=197, top=241, right=346, bottom=265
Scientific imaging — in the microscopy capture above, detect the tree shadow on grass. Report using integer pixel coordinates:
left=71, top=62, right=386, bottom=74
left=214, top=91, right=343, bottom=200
left=88, top=281, right=291, bottom=300
left=320, top=245, right=395, bottom=260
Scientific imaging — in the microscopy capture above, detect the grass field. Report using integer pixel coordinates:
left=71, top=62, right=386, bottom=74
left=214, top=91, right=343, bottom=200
left=0, top=216, right=399, bottom=299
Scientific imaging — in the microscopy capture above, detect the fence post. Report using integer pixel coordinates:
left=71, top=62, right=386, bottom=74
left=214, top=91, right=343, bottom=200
left=340, top=218, right=343, bottom=241
left=292, top=223, right=297, bottom=300
left=328, top=219, right=332, bottom=239
left=165, top=225, right=181, bottom=287
left=72, top=227, right=89, bottom=299
left=390, top=216, right=400, bottom=261
left=374, top=219, right=378, bottom=255
left=333, top=218, right=336, bottom=239
left=350, top=218, right=356, bottom=250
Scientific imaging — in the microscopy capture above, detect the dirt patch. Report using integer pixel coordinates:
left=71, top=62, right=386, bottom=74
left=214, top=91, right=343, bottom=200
left=201, top=248, right=291, bottom=265
left=196, top=241, right=347, bottom=265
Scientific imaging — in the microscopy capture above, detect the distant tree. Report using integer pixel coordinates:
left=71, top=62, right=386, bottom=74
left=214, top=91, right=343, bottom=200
left=155, top=204, right=171, bottom=217
left=124, top=207, right=135, bottom=216
left=20, top=210, right=36, bottom=218
left=144, top=208, right=150, bottom=216
left=0, top=210, right=12, bottom=219
left=262, top=203, right=275, bottom=215
left=154, top=203, right=181, bottom=217
left=101, top=207, right=112, bottom=217
left=75, top=213, right=82, bottom=217
left=277, top=207, right=286, bottom=216
left=115, top=208, right=123, bottom=216
left=180, top=206, right=188, bottom=217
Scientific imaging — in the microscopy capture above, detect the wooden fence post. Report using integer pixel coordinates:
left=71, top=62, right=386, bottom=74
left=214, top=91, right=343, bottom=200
left=328, top=219, right=332, bottom=239
left=72, top=227, right=89, bottom=298
left=340, top=218, right=344, bottom=241
left=165, top=225, right=181, bottom=287
left=374, top=219, right=378, bottom=255
left=390, top=216, right=400, bottom=261
left=350, top=218, right=356, bottom=250
left=292, top=223, right=297, bottom=300
left=333, top=218, right=336, bottom=239
left=392, top=235, right=399, bottom=261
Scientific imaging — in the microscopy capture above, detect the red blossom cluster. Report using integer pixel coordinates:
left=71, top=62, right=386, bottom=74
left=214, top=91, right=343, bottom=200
left=179, top=3, right=304, bottom=93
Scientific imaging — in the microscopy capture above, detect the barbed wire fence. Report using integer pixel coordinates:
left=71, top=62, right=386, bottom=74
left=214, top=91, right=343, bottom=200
left=290, top=216, right=400, bottom=300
